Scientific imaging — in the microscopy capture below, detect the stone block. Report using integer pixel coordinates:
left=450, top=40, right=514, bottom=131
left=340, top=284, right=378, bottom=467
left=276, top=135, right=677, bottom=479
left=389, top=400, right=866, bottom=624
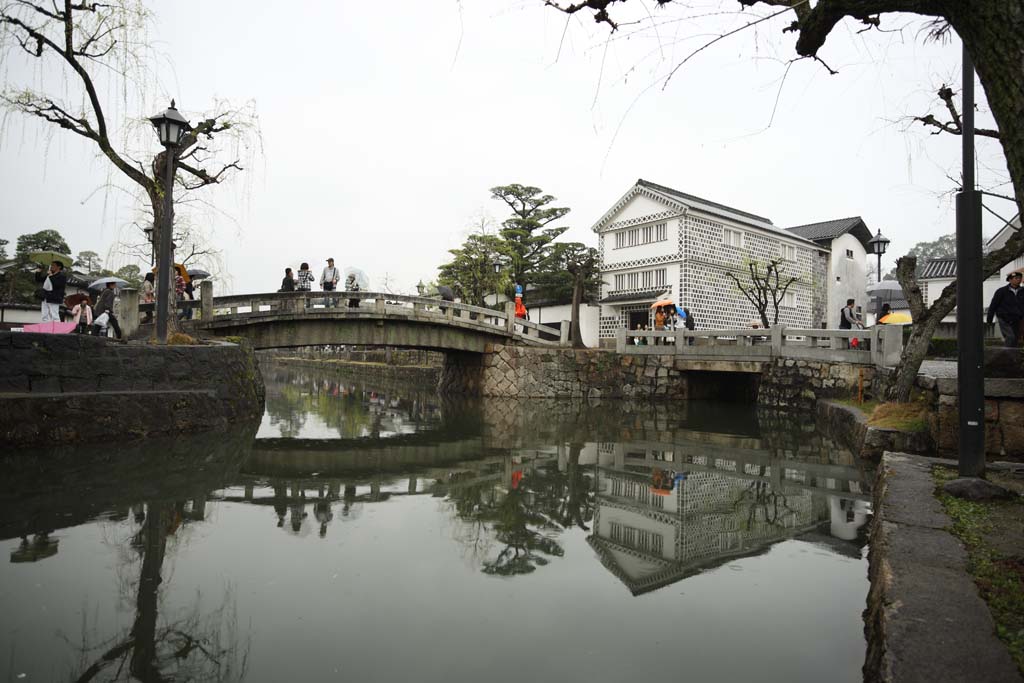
left=29, top=375, right=61, bottom=393
left=938, top=394, right=957, bottom=406
left=984, top=400, right=999, bottom=422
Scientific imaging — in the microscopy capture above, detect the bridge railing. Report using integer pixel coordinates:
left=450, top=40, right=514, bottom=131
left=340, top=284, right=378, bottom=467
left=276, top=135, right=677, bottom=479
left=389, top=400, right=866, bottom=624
left=615, top=325, right=902, bottom=367
left=185, top=286, right=565, bottom=346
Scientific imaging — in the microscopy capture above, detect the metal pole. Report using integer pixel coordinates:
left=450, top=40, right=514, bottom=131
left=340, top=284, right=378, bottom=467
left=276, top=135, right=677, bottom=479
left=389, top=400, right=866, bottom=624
left=956, top=44, right=985, bottom=477
left=155, top=147, right=175, bottom=343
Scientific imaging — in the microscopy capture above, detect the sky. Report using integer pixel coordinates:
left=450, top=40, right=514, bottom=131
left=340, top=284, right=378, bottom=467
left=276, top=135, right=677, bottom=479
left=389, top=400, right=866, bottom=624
left=0, top=1, right=1012, bottom=294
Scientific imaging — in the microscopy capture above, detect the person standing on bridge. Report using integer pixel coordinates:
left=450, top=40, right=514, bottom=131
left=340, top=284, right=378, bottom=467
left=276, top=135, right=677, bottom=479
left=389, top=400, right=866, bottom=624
left=321, top=257, right=340, bottom=308
left=279, top=268, right=295, bottom=292
left=296, top=263, right=315, bottom=292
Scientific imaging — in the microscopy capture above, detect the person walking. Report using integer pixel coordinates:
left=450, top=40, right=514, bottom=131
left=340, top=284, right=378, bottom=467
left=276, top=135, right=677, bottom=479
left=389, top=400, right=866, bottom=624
left=178, top=278, right=195, bottom=321
left=38, top=261, right=67, bottom=323
left=295, top=263, right=315, bottom=291
left=653, top=307, right=667, bottom=345
left=93, top=281, right=123, bottom=339
left=345, top=273, right=360, bottom=308
left=839, top=298, right=863, bottom=349
left=987, top=271, right=1024, bottom=347
left=280, top=268, right=296, bottom=292
left=70, top=296, right=93, bottom=334
left=141, top=272, right=155, bottom=323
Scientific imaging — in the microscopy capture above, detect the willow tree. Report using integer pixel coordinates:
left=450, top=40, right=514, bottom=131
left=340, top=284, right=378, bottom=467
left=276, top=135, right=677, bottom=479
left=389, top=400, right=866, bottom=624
left=1, top=1, right=256, bottom=327
left=549, top=0, right=1024, bottom=399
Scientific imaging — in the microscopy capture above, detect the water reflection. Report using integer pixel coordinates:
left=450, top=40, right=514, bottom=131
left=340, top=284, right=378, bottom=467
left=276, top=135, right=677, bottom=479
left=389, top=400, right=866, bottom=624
left=0, top=367, right=873, bottom=682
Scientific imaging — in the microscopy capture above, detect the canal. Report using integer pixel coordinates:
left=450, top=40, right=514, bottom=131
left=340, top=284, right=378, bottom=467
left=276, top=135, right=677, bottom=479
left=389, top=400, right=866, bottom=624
left=1, top=361, right=873, bottom=682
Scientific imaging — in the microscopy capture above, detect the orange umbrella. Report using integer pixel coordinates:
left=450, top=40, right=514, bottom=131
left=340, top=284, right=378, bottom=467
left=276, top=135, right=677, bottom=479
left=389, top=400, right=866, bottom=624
left=152, top=263, right=190, bottom=283
left=650, top=299, right=674, bottom=308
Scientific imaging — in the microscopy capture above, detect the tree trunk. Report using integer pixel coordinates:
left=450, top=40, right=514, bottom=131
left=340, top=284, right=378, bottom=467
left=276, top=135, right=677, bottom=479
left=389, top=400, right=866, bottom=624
left=885, top=255, right=958, bottom=401
left=570, top=276, right=584, bottom=348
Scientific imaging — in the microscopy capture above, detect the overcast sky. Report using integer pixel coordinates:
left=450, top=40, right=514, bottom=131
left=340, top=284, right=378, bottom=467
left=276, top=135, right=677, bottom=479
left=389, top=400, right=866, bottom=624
left=0, top=1, right=1010, bottom=294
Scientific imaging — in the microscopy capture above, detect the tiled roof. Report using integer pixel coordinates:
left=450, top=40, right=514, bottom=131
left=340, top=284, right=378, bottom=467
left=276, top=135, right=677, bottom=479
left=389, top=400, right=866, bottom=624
left=918, top=258, right=957, bottom=279
left=637, top=179, right=773, bottom=226
left=599, top=288, right=669, bottom=304
left=786, top=217, right=863, bottom=242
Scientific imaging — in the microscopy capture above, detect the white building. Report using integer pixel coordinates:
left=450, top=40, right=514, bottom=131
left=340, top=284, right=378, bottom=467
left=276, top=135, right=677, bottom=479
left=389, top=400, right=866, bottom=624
left=785, top=217, right=872, bottom=327
left=592, top=179, right=867, bottom=343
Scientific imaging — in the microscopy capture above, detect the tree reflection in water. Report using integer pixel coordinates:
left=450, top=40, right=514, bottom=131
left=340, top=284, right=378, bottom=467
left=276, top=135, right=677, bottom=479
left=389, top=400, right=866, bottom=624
left=70, top=500, right=249, bottom=683
left=445, top=445, right=595, bottom=576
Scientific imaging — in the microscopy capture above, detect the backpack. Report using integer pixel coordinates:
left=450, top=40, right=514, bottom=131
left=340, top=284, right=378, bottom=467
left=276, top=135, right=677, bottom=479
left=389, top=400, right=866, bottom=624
left=684, top=310, right=695, bottom=330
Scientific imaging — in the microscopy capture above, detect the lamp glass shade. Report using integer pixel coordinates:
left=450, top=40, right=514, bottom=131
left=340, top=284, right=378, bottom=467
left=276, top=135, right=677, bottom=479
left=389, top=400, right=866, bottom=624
left=149, top=101, right=191, bottom=148
left=868, top=230, right=890, bottom=256
left=492, top=261, right=501, bottom=274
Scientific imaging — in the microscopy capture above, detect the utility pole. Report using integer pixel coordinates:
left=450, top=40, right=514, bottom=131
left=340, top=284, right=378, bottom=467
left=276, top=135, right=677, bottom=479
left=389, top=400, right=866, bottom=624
left=956, top=45, right=985, bottom=477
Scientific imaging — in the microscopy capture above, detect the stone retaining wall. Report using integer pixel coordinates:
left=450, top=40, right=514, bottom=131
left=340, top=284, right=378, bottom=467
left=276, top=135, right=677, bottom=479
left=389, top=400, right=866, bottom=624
left=758, top=358, right=878, bottom=410
left=916, top=373, right=1024, bottom=459
left=0, top=332, right=265, bottom=446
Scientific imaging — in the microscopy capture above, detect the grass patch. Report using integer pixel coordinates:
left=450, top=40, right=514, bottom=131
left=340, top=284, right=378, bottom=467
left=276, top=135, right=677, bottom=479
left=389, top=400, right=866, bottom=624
left=936, top=467, right=1024, bottom=674
left=167, top=332, right=197, bottom=345
left=833, top=397, right=881, bottom=416
left=867, top=401, right=929, bottom=432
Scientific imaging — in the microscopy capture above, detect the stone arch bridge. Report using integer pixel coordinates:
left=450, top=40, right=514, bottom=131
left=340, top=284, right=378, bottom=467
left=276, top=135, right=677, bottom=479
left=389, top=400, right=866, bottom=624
left=183, top=290, right=567, bottom=352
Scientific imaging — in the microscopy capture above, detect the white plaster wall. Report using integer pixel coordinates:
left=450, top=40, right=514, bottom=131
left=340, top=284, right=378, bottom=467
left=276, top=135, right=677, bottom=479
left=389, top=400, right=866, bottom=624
left=530, top=302, right=601, bottom=348
left=0, top=306, right=41, bottom=324
left=927, top=275, right=1004, bottom=323
left=604, top=193, right=672, bottom=225
left=828, top=233, right=867, bottom=327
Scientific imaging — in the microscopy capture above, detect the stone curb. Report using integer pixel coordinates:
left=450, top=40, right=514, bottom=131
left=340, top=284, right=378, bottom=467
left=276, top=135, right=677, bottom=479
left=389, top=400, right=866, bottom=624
left=864, top=452, right=1021, bottom=682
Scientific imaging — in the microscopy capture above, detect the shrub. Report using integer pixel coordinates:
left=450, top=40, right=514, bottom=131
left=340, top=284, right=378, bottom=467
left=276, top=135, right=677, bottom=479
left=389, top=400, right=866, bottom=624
left=167, top=332, right=197, bottom=345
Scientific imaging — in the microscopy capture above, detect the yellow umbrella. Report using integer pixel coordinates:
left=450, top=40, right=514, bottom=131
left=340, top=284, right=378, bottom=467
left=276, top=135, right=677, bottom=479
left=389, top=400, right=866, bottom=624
left=152, top=263, right=191, bottom=283
left=650, top=299, right=674, bottom=308
left=879, top=312, right=912, bottom=325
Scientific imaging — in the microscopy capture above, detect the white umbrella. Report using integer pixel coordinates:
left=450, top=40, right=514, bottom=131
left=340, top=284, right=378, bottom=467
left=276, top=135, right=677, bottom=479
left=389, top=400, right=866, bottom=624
left=88, top=276, right=129, bottom=290
left=343, top=267, right=369, bottom=290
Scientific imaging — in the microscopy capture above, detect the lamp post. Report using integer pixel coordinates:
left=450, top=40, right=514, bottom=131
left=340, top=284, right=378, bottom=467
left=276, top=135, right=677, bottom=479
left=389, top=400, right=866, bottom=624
left=492, top=260, right=502, bottom=275
left=143, top=225, right=155, bottom=266
left=956, top=47, right=985, bottom=477
left=867, top=229, right=890, bottom=284
left=148, top=100, right=191, bottom=343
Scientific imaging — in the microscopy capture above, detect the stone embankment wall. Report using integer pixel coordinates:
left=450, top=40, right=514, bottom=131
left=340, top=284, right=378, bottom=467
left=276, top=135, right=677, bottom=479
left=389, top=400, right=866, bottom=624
left=917, top=374, right=1024, bottom=459
left=0, top=332, right=265, bottom=446
left=758, top=358, right=878, bottom=410
left=440, top=345, right=760, bottom=401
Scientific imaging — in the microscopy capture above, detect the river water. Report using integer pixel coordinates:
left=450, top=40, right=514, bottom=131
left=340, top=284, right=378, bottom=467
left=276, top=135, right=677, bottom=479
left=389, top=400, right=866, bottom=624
left=1, top=362, right=873, bottom=682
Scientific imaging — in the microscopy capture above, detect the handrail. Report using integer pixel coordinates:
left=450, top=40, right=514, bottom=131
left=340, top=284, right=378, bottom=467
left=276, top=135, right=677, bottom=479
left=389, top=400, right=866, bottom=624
left=615, top=324, right=902, bottom=367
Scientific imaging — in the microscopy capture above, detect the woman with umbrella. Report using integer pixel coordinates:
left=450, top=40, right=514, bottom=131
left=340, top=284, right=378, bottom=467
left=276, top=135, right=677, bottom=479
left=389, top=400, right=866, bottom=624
left=66, top=293, right=93, bottom=334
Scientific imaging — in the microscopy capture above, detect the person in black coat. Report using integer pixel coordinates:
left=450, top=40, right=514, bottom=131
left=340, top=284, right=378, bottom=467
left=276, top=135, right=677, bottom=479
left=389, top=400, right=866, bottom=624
left=38, top=261, right=67, bottom=323
left=987, top=271, right=1024, bottom=347
left=279, top=267, right=295, bottom=292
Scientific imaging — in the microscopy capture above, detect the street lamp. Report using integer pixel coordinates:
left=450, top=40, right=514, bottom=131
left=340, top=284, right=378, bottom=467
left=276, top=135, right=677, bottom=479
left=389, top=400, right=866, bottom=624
left=149, top=100, right=191, bottom=343
left=867, top=229, right=890, bottom=284
left=492, top=260, right=502, bottom=274
left=143, top=225, right=155, bottom=266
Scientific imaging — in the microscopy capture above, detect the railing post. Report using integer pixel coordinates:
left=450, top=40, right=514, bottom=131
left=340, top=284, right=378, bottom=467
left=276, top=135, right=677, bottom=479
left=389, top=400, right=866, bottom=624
left=375, top=297, right=385, bottom=314
left=616, top=327, right=626, bottom=353
left=880, top=325, right=902, bottom=367
left=505, top=301, right=515, bottom=333
left=120, top=288, right=139, bottom=338
left=560, top=321, right=570, bottom=346
left=200, top=280, right=213, bottom=319
left=771, top=326, right=783, bottom=357
left=675, top=327, right=684, bottom=353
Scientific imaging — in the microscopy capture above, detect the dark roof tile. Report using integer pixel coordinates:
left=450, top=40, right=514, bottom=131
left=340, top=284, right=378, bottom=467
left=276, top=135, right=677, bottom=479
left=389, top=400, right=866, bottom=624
left=918, top=258, right=957, bottom=279
left=637, top=179, right=772, bottom=225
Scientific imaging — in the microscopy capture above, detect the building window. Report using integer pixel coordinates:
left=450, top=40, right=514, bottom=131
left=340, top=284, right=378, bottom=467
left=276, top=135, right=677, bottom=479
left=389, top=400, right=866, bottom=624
left=613, top=268, right=666, bottom=291
left=783, top=291, right=796, bottom=307
left=613, top=222, right=668, bottom=249
left=723, top=228, right=743, bottom=248
left=845, top=249, right=854, bottom=259
left=782, top=244, right=795, bottom=260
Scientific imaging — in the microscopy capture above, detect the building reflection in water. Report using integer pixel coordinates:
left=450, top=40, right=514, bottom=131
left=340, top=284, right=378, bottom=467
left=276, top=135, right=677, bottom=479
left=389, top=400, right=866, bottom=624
left=588, top=440, right=870, bottom=595
left=231, top=429, right=870, bottom=594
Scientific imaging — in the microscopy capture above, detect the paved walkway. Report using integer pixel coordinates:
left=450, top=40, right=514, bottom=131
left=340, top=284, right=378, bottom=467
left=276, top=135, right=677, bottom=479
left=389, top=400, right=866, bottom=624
left=867, top=452, right=1022, bottom=682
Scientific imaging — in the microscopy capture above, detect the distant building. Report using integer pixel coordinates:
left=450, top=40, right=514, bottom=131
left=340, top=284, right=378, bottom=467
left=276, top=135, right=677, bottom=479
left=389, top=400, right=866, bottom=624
left=917, top=215, right=1022, bottom=338
left=591, top=179, right=868, bottom=342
